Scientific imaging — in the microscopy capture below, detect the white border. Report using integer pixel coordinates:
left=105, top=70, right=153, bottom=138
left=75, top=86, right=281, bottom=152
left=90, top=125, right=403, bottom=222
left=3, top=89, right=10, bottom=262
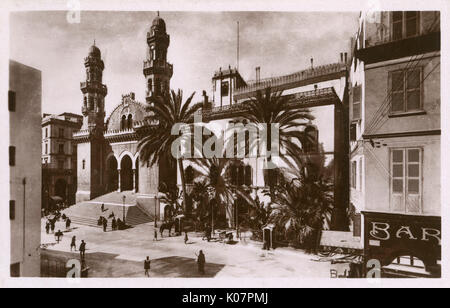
left=0, top=0, right=449, bottom=288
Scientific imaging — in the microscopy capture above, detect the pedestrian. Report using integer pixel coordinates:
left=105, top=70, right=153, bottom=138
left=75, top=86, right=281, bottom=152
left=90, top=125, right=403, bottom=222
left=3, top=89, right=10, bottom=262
left=50, top=221, right=55, bottom=234
left=144, top=256, right=151, bottom=277
left=196, top=250, right=206, bottom=275
left=184, top=232, right=189, bottom=245
left=71, top=236, right=76, bottom=251
left=66, top=217, right=71, bottom=229
left=103, top=218, right=108, bottom=232
left=154, top=229, right=158, bottom=241
left=45, top=222, right=50, bottom=234
left=55, top=230, right=63, bottom=243
left=101, top=203, right=105, bottom=212
left=112, top=217, right=117, bottom=231
left=79, top=240, right=86, bottom=260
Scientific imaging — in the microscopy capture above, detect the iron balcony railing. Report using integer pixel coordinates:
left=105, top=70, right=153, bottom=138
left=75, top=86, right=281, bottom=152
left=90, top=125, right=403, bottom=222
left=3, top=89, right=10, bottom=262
left=199, top=87, right=338, bottom=119
left=234, top=62, right=346, bottom=97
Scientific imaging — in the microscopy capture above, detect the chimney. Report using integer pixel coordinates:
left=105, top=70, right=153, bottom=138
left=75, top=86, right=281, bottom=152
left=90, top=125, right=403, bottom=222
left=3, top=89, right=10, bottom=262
left=310, top=58, right=314, bottom=69
left=256, top=67, right=261, bottom=84
left=340, top=53, right=344, bottom=63
left=344, top=52, right=348, bottom=63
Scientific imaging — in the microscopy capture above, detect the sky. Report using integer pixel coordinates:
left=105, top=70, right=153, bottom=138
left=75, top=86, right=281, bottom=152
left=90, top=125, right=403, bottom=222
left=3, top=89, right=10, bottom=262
left=10, top=11, right=359, bottom=115
left=10, top=11, right=359, bottom=152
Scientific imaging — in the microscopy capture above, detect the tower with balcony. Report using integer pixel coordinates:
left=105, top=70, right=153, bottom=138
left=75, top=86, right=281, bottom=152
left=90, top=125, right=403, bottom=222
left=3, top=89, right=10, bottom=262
left=76, top=44, right=108, bottom=202
left=143, top=13, right=173, bottom=101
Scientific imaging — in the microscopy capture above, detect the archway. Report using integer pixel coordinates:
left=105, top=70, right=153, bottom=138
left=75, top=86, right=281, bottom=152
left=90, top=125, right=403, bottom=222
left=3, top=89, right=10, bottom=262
left=55, top=179, right=67, bottom=200
left=106, top=156, right=118, bottom=193
left=120, top=155, right=133, bottom=191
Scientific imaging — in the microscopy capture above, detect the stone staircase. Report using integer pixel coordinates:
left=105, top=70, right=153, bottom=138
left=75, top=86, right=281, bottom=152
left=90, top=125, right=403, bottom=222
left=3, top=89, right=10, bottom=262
left=63, top=191, right=154, bottom=229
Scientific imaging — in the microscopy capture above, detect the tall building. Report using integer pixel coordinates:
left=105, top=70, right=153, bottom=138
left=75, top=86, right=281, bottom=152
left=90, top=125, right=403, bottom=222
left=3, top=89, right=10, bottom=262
left=9, top=60, right=42, bottom=277
left=42, top=112, right=82, bottom=209
left=144, top=12, right=173, bottom=101
left=350, top=11, right=441, bottom=277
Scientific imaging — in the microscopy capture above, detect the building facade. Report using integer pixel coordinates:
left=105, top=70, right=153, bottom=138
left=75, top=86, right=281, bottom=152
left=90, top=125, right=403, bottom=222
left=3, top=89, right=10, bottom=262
left=9, top=60, right=42, bottom=277
left=74, top=15, right=175, bottom=218
left=183, top=55, right=351, bottom=229
left=42, top=112, right=83, bottom=209
left=350, top=11, right=441, bottom=277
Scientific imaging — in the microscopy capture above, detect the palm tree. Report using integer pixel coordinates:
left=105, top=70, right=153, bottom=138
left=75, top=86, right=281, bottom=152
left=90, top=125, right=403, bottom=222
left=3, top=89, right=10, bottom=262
left=190, top=179, right=210, bottom=228
left=269, top=148, right=334, bottom=252
left=240, top=87, right=314, bottom=194
left=138, top=89, right=203, bottom=213
left=159, top=182, right=183, bottom=220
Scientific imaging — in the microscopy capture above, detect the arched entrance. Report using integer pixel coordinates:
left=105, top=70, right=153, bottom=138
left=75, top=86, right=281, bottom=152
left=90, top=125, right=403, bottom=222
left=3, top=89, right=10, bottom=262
left=106, top=156, right=118, bottom=193
left=120, top=155, right=133, bottom=191
left=55, top=179, right=67, bottom=200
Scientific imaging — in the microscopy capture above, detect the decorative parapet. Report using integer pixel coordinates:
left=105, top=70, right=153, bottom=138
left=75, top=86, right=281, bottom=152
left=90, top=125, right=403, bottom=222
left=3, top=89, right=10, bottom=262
left=200, top=87, right=339, bottom=121
left=233, top=62, right=346, bottom=100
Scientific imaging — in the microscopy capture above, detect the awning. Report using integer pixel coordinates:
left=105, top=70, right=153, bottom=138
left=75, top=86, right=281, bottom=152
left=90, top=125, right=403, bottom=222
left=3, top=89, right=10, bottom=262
left=263, top=224, right=275, bottom=230
left=50, top=196, right=63, bottom=202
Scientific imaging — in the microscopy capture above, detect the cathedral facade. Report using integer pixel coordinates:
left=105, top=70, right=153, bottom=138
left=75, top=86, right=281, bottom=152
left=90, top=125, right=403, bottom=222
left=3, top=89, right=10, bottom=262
left=74, top=15, right=174, bottom=216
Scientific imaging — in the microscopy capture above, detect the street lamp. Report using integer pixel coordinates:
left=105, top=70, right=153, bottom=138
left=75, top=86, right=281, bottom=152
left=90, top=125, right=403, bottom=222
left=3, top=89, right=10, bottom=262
left=122, top=195, right=126, bottom=225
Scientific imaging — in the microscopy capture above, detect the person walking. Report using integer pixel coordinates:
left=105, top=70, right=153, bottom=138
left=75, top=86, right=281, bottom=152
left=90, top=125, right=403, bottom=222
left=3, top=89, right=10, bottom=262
left=154, top=229, right=158, bottom=241
left=50, top=220, right=55, bottom=234
left=196, top=250, right=206, bottom=275
left=66, top=217, right=71, bottom=229
left=70, top=236, right=77, bottom=251
left=55, top=230, right=63, bottom=243
left=144, top=256, right=151, bottom=277
left=45, top=222, right=50, bottom=234
left=112, top=217, right=117, bottom=231
left=184, top=232, right=189, bottom=245
left=103, top=218, right=108, bottom=232
left=101, top=203, right=105, bottom=212
left=79, top=240, right=86, bottom=260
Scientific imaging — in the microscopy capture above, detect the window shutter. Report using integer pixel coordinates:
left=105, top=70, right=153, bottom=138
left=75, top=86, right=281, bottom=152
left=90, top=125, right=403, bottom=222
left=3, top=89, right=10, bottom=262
left=8, top=91, right=16, bottom=112
left=10, top=200, right=15, bottom=220
left=9, top=146, right=16, bottom=166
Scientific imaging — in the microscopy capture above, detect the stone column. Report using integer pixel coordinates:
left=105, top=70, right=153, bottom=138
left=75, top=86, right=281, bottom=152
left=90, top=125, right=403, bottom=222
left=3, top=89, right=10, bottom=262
left=132, top=169, right=136, bottom=193
left=117, top=169, right=121, bottom=192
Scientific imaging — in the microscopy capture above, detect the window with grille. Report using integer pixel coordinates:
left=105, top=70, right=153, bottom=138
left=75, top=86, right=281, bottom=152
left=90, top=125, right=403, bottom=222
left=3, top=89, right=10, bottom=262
left=390, top=148, right=422, bottom=213
left=59, top=144, right=64, bottom=154
left=221, top=81, right=229, bottom=97
left=390, top=68, right=422, bottom=113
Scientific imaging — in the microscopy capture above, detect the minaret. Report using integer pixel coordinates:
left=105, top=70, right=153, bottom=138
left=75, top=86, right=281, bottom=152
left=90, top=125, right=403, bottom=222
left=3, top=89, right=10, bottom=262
left=143, top=12, right=173, bottom=101
left=76, top=43, right=108, bottom=202
left=81, top=43, right=107, bottom=135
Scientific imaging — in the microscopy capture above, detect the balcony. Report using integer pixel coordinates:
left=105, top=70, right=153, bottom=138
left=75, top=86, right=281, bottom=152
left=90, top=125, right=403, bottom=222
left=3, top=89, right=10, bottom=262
left=356, top=12, right=440, bottom=64
left=80, top=81, right=108, bottom=95
left=233, top=63, right=346, bottom=100
left=200, top=87, right=339, bottom=121
left=143, top=60, right=173, bottom=76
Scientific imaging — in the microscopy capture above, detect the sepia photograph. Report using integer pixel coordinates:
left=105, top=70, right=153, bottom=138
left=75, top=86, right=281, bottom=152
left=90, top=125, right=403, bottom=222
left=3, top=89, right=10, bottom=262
left=1, top=0, right=448, bottom=291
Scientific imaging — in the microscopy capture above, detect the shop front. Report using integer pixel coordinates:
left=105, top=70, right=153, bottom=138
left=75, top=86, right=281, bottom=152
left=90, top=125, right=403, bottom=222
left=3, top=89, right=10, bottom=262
left=362, top=211, right=441, bottom=278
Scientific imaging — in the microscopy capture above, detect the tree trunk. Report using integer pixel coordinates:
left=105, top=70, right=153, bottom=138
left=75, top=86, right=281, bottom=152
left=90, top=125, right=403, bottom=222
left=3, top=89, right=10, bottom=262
left=178, top=159, right=188, bottom=214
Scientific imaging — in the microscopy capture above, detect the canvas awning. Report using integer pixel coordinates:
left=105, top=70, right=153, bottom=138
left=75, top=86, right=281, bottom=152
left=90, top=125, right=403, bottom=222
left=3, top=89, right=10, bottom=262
left=50, top=196, right=63, bottom=203
left=263, top=224, right=275, bottom=230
